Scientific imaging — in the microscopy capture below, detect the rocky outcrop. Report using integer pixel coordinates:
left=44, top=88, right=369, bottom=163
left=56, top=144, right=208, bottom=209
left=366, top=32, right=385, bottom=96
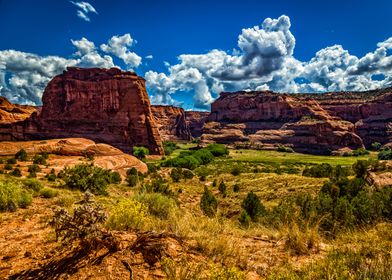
left=0, top=138, right=148, bottom=175
left=185, top=111, right=209, bottom=138
left=1, top=67, right=164, bottom=155
left=202, top=91, right=364, bottom=154
left=151, top=105, right=192, bottom=141
left=0, top=97, right=37, bottom=124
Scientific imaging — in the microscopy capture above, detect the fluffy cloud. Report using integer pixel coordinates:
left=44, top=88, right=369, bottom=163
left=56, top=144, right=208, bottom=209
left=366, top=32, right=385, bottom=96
left=70, top=1, right=98, bottom=22
left=0, top=34, right=142, bottom=105
left=100, top=34, right=142, bottom=69
left=146, top=15, right=392, bottom=109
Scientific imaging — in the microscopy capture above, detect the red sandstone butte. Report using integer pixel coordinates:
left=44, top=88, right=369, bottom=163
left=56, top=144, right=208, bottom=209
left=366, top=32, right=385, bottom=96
left=1, top=67, right=164, bottom=155
left=151, top=105, right=192, bottom=141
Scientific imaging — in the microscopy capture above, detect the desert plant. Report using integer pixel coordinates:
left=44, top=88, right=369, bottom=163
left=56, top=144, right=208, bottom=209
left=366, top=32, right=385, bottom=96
left=371, top=142, right=382, bottom=151
left=134, top=193, right=178, bottom=219
left=206, top=143, right=229, bottom=157
left=61, top=164, right=115, bottom=195
left=0, top=180, right=32, bottom=212
left=28, top=164, right=41, bottom=173
left=170, top=167, right=182, bottom=182
left=200, top=186, right=218, bottom=218
left=33, top=154, right=47, bottom=165
left=24, top=178, right=43, bottom=192
left=231, top=166, right=242, bottom=176
left=277, top=145, right=294, bottom=153
left=15, top=149, right=28, bottom=161
left=163, top=141, right=178, bottom=155
left=107, top=198, right=150, bottom=231
left=11, top=168, right=22, bottom=177
left=378, top=147, right=392, bottom=160
left=242, top=191, right=265, bottom=221
left=218, top=181, right=227, bottom=197
left=50, top=192, right=118, bottom=251
left=133, top=146, right=149, bottom=159
left=40, top=187, right=59, bottom=198
left=4, top=163, right=13, bottom=170
left=233, top=184, right=240, bottom=193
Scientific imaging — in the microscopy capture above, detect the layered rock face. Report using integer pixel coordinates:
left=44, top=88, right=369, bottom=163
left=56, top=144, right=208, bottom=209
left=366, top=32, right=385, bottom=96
left=151, top=105, right=192, bottom=141
left=185, top=111, right=209, bottom=138
left=1, top=68, right=164, bottom=155
left=202, top=91, right=364, bottom=154
left=0, top=97, right=37, bottom=124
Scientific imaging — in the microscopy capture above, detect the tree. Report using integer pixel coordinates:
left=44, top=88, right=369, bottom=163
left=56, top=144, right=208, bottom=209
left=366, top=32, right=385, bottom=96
left=15, top=149, right=28, bottom=161
left=133, top=146, right=149, bottom=159
left=200, top=187, right=218, bottom=217
left=242, top=192, right=265, bottom=221
left=218, top=181, right=227, bottom=197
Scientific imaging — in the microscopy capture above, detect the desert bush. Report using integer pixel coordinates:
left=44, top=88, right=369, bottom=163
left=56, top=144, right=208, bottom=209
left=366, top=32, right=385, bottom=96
left=283, top=223, right=320, bottom=256
left=231, top=165, right=242, bottom=176
left=147, top=163, right=159, bottom=173
left=109, top=172, right=122, bottom=184
left=144, top=176, right=174, bottom=197
left=200, top=186, right=218, bottom=218
left=40, top=187, right=59, bottom=198
left=15, top=149, right=28, bottom=161
left=352, top=160, right=370, bottom=178
left=133, top=146, right=149, bottom=159
left=378, top=147, right=392, bottom=160
left=4, top=163, right=13, bottom=170
left=302, top=163, right=334, bottom=178
left=277, top=145, right=294, bottom=153
left=7, top=158, right=17, bottom=164
left=170, top=167, right=182, bottom=182
left=45, top=169, right=57, bottom=181
left=212, top=178, right=218, bottom=187
left=61, top=164, right=116, bottom=195
left=33, top=154, right=47, bottom=165
left=371, top=142, right=382, bottom=151
left=50, top=192, right=117, bottom=251
left=134, top=193, right=178, bottom=219
left=239, top=211, right=251, bottom=228
left=233, top=184, right=240, bottom=193
left=107, top=198, right=150, bottom=231
left=11, top=168, right=22, bottom=177
left=0, top=180, right=32, bottom=212
left=241, top=191, right=265, bottom=221
left=218, top=181, right=227, bottom=197
left=206, top=143, right=228, bottom=157
left=24, top=178, right=43, bottom=192
left=28, top=164, right=41, bottom=173
left=163, top=141, right=178, bottom=155
left=352, top=147, right=370, bottom=156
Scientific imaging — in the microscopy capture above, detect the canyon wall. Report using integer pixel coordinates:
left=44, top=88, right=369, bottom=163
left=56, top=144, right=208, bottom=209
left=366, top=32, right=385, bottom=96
left=0, top=67, right=164, bottom=155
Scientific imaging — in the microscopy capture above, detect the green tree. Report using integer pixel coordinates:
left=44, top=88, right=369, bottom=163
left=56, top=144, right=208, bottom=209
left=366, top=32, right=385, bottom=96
left=200, top=186, right=218, bottom=217
left=15, top=149, right=28, bottom=161
left=242, top=192, right=265, bottom=221
left=133, top=146, right=149, bottom=159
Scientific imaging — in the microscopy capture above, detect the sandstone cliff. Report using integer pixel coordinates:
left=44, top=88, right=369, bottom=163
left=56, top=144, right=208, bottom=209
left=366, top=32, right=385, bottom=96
left=1, top=68, right=164, bottom=155
left=185, top=111, right=209, bottom=138
left=202, top=91, right=364, bottom=154
left=151, top=105, right=192, bottom=141
left=0, top=97, right=37, bottom=124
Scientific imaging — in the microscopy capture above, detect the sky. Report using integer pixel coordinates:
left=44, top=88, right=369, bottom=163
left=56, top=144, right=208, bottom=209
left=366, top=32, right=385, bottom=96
left=1, top=0, right=392, bottom=110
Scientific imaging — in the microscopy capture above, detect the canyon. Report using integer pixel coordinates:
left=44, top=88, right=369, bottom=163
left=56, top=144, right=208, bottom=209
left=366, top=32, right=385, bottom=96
left=0, top=67, right=391, bottom=155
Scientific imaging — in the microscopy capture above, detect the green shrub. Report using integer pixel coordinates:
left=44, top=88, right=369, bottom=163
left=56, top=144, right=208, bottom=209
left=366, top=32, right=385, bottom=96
left=200, top=186, right=218, bottom=217
left=33, top=154, right=47, bottom=165
left=109, top=172, right=122, bottom=184
left=352, top=148, right=370, bottom=156
left=40, top=187, right=58, bottom=199
left=352, top=160, right=370, bottom=178
left=0, top=180, right=32, bottom=212
left=133, top=146, right=149, bottom=159
left=28, top=164, right=41, bottom=173
left=302, top=163, right=333, bottom=178
left=218, top=181, right=227, bottom=197
left=11, top=168, right=22, bottom=177
left=170, top=168, right=182, bottom=182
left=15, top=149, right=28, bottom=161
left=371, top=142, right=382, bottom=151
left=239, top=211, right=251, bottom=228
left=7, top=158, right=16, bottom=164
left=144, top=177, right=174, bottom=197
left=24, top=178, right=43, bottom=192
left=61, top=164, right=115, bottom=195
left=212, top=179, right=218, bottom=187
left=163, top=141, right=178, bottom=155
left=277, top=145, right=294, bottom=153
left=107, top=198, right=150, bottom=230
left=233, top=184, right=240, bottom=193
left=45, top=169, right=57, bottom=181
left=4, top=163, right=13, bottom=170
left=134, top=193, right=177, bottom=219
left=206, top=143, right=228, bottom=157
left=242, top=192, right=265, bottom=221
left=378, top=147, right=392, bottom=160
left=127, top=174, right=139, bottom=187
left=147, top=163, right=159, bottom=173
left=182, top=169, right=194, bottom=180
left=231, top=166, right=242, bottom=176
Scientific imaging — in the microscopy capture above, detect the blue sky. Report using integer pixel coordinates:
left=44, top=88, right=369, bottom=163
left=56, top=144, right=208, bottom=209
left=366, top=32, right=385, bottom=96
left=1, top=0, right=392, bottom=109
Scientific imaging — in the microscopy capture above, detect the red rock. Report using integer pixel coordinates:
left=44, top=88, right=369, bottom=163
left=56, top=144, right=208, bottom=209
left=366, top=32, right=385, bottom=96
left=151, top=105, right=192, bottom=141
left=1, top=67, right=164, bottom=155
left=202, top=91, right=364, bottom=154
left=0, top=97, right=37, bottom=124
left=185, top=111, right=209, bottom=138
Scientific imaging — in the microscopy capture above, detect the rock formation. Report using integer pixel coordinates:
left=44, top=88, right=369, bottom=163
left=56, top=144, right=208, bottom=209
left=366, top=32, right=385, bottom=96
left=151, top=105, right=192, bottom=141
left=1, top=67, right=164, bottom=155
left=185, top=111, right=209, bottom=138
left=0, top=138, right=148, bottom=175
left=202, top=91, right=365, bottom=154
left=0, top=97, right=37, bottom=124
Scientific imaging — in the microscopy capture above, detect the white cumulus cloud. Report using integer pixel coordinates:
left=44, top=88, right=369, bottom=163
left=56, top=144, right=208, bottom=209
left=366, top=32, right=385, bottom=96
left=70, top=1, right=98, bottom=22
